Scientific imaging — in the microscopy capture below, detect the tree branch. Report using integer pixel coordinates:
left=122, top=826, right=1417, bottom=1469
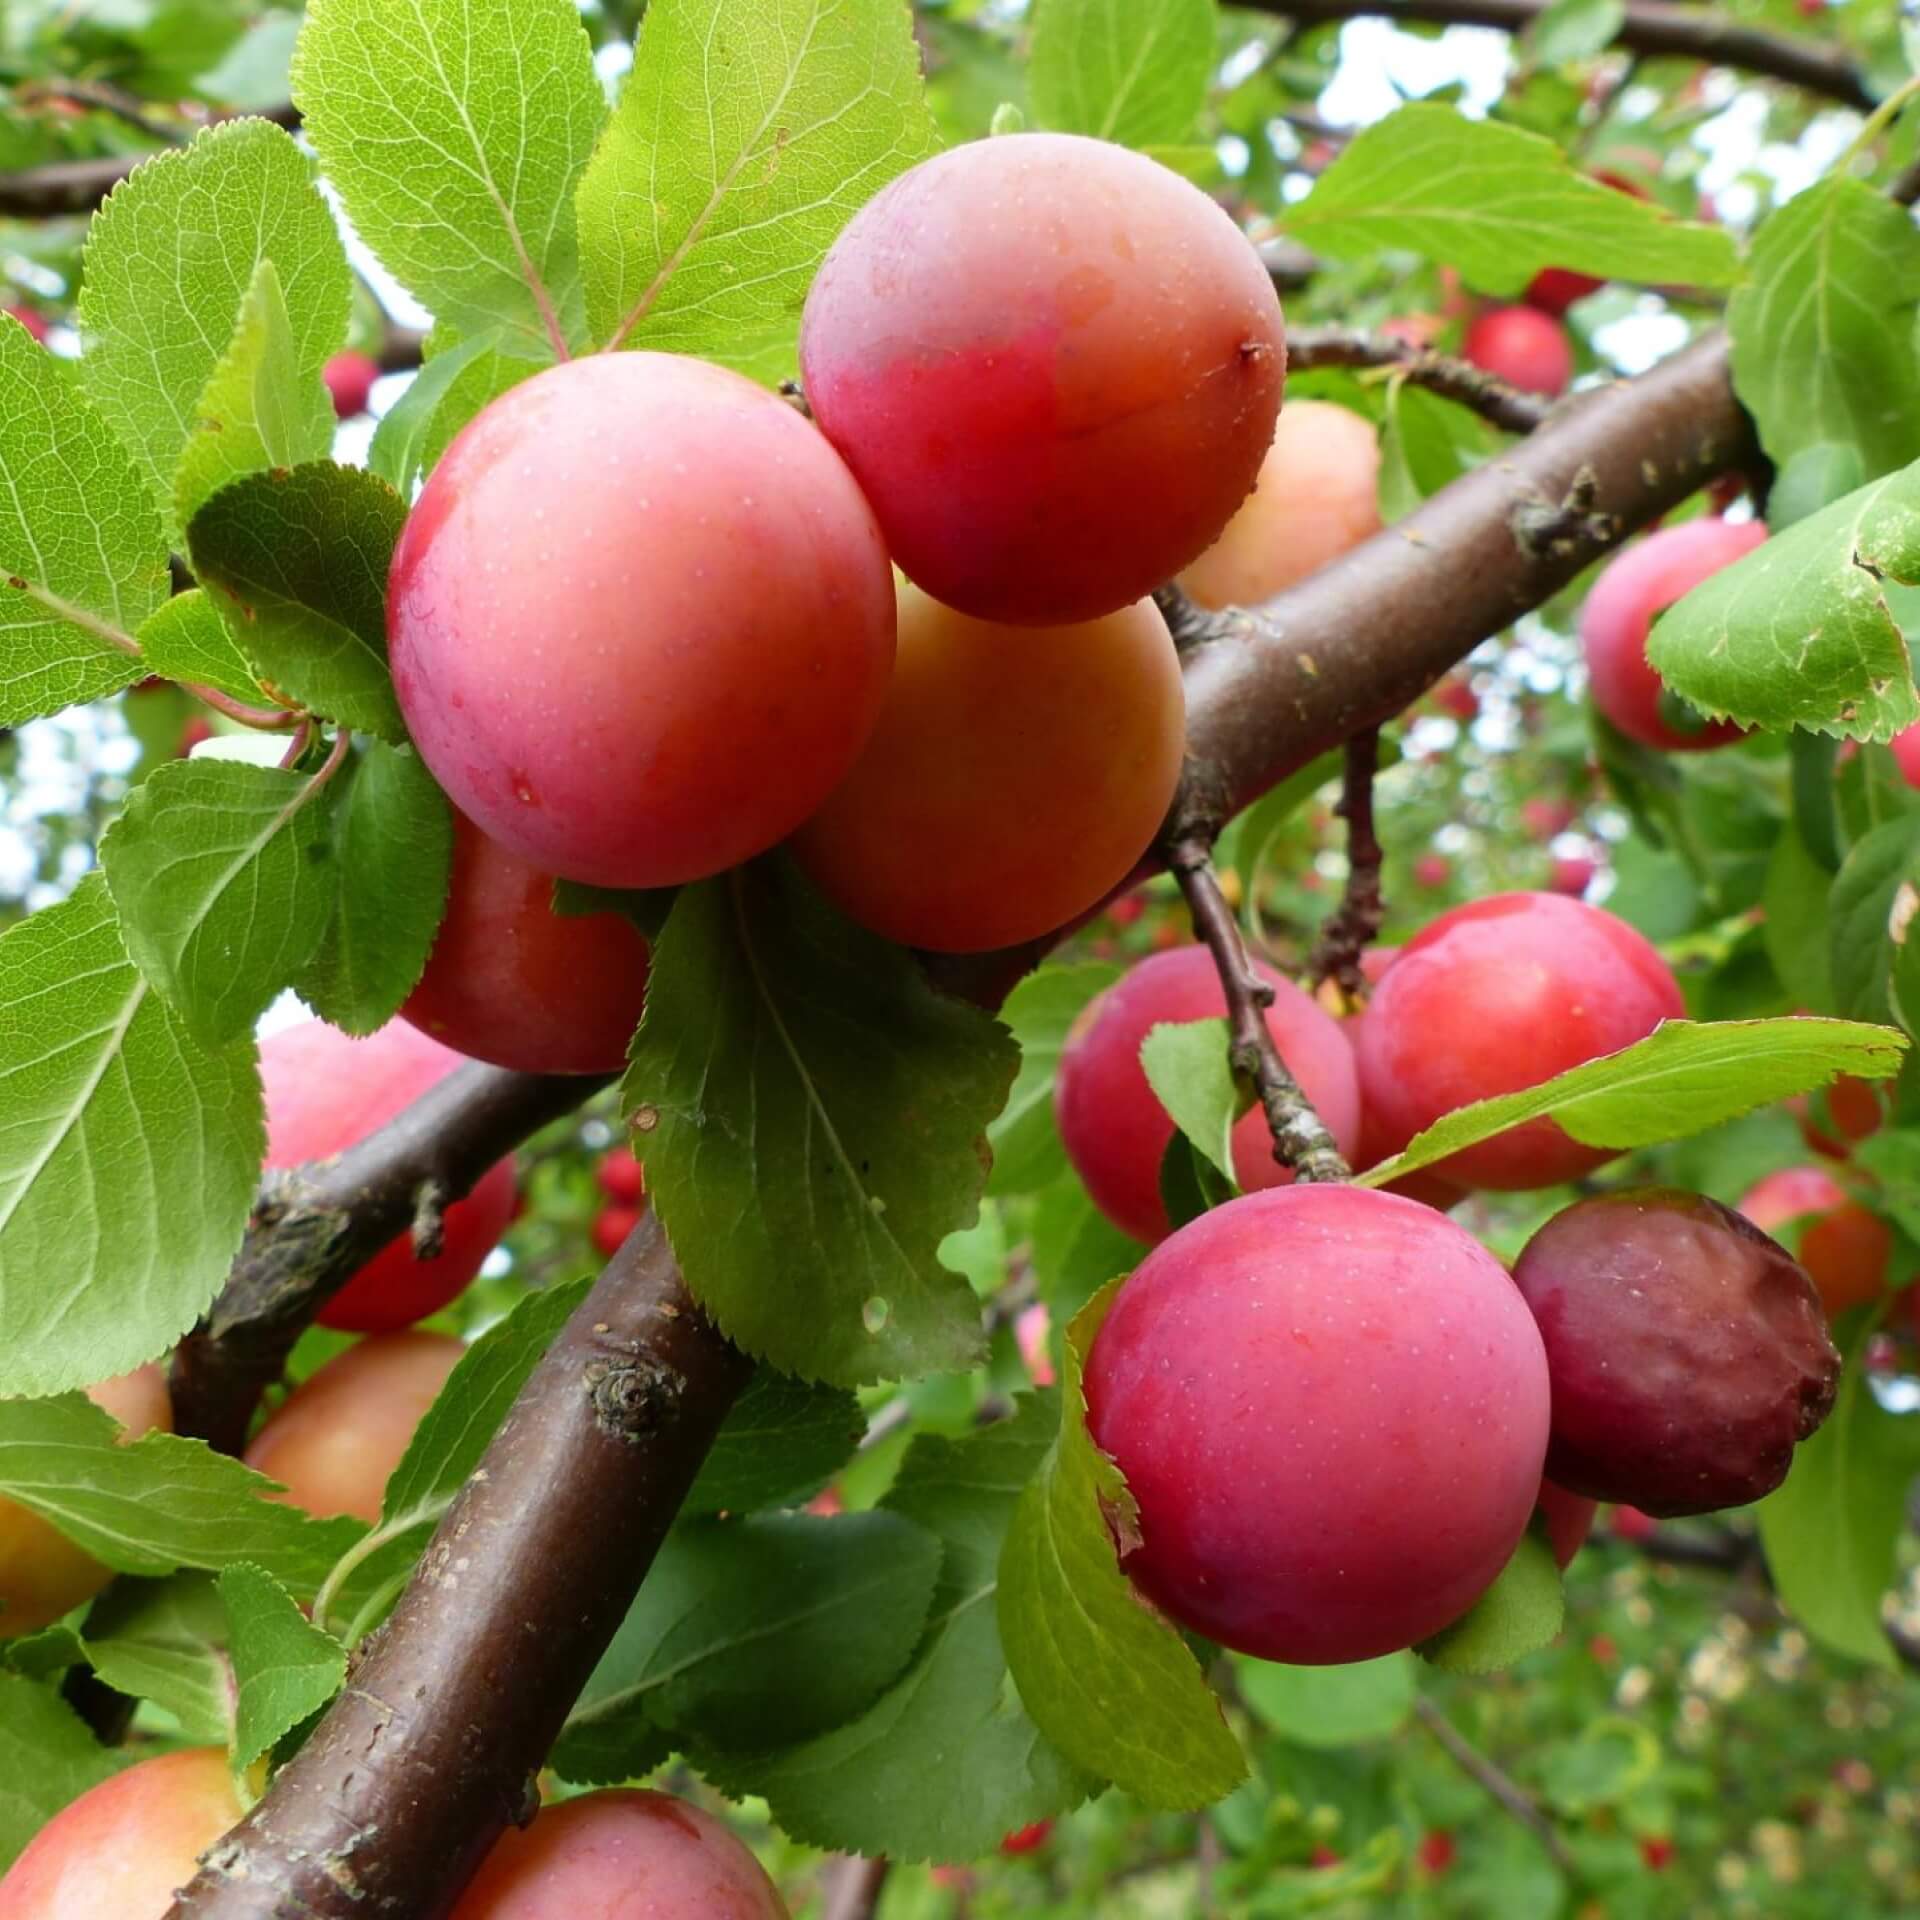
left=1412, top=1695, right=1576, bottom=1877
left=1167, top=835, right=1351, bottom=1182
left=1306, top=728, right=1385, bottom=995
left=0, top=106, right=301, bottom=218
left=166, top=1213, right=753, bottom=1920
left=168, top=1064, right=607, bottom=1455
left=1289, top=327, right=1551, bottom=435
left=1259, top=0, right=1876, bottom=111
left=821, top=1855, right=892, bottom=1920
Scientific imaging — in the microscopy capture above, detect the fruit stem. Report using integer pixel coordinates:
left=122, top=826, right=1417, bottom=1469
left=1412, top=1695, right=1575, bottom=1878
left=1307, top=727, right=1385, bottom=998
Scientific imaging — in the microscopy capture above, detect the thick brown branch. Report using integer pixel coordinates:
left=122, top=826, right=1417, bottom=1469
left=1307, top=728, right=1385, bottom=994
left=1289, top=326, right=1550, bottom=435
left=1168, top=835, right=1351, bottom=1183
left=1412, top=1695, right=1575, bottom=1876
left=0, top=106, right=300, bottom=217
left=168, top=1064, right=606, bottom=1455
left=1262, top=0, right=1875, bottom=110
left=166, top=1214, right=753, bottom=1920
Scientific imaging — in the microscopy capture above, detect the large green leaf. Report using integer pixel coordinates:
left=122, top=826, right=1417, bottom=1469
left=78, top=117, right=349, bottom=539
left=987, top=962, right=1120, bottom=1200
left=1028, top=0, right=1214, bottom=150
left=1235, top=1653, right=1416, bottom=1749
left=576, top=0, right=939, bottom=378
left=683, top=1370, right=866, bottom=1516
left=135, top=590, right=272, bottom=707
left=101, top=756, right=341, bottom=1047
left=623, top=861, right=1018, bottom=1386
left=1282, top=103, right=1737, bottom=295
left=0, top=876, right=263, bottom=1399
left=0, top=1676, right=123, bottom=1872
left=220, top=1563, right=348, bottom=1773
left=1729, top=179, right=1920, bottom=486
left=1646, top=464, right=1920, bottom=742
left=0, top=322, right=166, bottom=726
left=1139, top=1017, right=1239, bottom=1186
left=1828, top=817, right=1920, bottom=1024
left=292, top=0, right=602, bottom=358
left=1416, top=1532, right=1564, bottom=1674
left=999, top=1285, right=1245, bottom=1809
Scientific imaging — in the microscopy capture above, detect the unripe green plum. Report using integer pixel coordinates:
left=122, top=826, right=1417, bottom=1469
left=0, top=1748, right=241, bottom=1918
left=1513, top=1189, right=1838, bottom=1515
left=390, top=353, right=896, bottom=888
left=1055, top=946, right=1362, bottom=1244
left=451, top=1789, right=788, bottom=1918
left=1084, top=1185, right=1550, bottom=1663
left=1352, top=892, right=1685, bottom=1190
left=800, top=133, right=1285, bottom=625
left=263, top=1020, right=517, bottom=1332
left=1738, top=1165, right=1891, bottom=1317
left=0, top=1365, right=169, bottom=1638
left=1178, top=400, right=1381, bottom=609
left=1580, top=518, right=1765, bottom=751
left=244, top=1331, right=464, bottom=1523
left=791, top=586, right=1185, bottom=951
left=402, top=811, right=650, bottom=1074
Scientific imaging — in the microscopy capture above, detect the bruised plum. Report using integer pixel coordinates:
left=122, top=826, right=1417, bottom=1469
left=1512, top=1189, right=1839, bottom=1517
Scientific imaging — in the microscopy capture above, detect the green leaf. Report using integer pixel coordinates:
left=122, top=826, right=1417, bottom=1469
left=366, top=330, right=510, bottom=496
left=0, top=321, right=166, bottom=726
left=683, top=1371, right=866, bottom=1516
left=1416, top=1531, right=1563, bottom=1674
left=1764, top=823, right=1835, bottom=1011
left=623, top=861, right=1018, bottom=1386
left=1829, top=817, right=1920, bottom=1024
left=294, top=743, right=452, bottom=1036
left=292, top=0, right=601, bottom=358
left=1645, top=464, right=1920, bottom=742
left=1361, top=1017, right=1909, bottom=1191
left=0, top=1675, right=123, bottom=1872
left=60, top=1574, right=236, bottom=1743
left=575, top=0, right=939, bottom=377
left=1155, top=1129, right=1233, bottom=1235
left=135, top=590, right=272, bottom=707
left=1729, top=180, right=1920, bottom=487
left=987, top=963, right=1121, bottom=1200
left=1235, top=1653, right=1416, bottom=1748
left=174, top=256, right=337, bottom=533
left=999, top=1285, right=1246, bottom=1809
left=705, top=1398, right=1099, bottom=1860
left=1377, top=380, right=1502, bottom=521
left=78, top=118, right=349, bottom=540
left=1537, top=1715, right=1660, bottom=1816
left=1758, top=1319, right=1920, bottom=1666
left=557, top=1511, right=941, bottom=1781
left=0, top=1394, right=361, bottom=1597
left=1282, top=104, right=1737, bottom=296
left=1529, top=0, right=1626, bottom=65
left=1138, top=1017, right=1239, bottom=1185
left=186, top=461, right=408, bottom=739
left=0, top=875, right=263, bottom=1399
left=1028, top=0, right=1214, bottom=150
left=219, top=1563, right=347, bottom=1774
left=101, top=756, right=340, bottom=1046
left=1029, top=1173, right=1144, bottom=1321
left=311, top=1279, right=592, bottom=1640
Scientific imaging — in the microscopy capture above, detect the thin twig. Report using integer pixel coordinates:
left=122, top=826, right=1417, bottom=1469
left=0, top=105, right=300, bottom=217
left=1288, top=327, right=1552, bottom=435
left=1167, top=835, right=1350, bottom=1183
left=185, top=683, right=302, bottom=730
left=1307, top=728, right=1385, bottom=997
left=1413, top=1695, right=1576, bottom=1877
left=821, top=1855, right=891, bottom=1920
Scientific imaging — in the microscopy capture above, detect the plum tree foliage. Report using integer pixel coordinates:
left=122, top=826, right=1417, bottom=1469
left=0, top=0, right=1918, bottom=1910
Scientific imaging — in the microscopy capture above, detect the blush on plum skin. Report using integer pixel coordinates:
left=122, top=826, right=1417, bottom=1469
left=402, top=810, right=650, bottom=1074
left=389, top=353, right=896, bottom=890
left=1352, top=891, right=1685, bottom=1191
left=1055, top=945, right=1362, bottom=1244
left=1513, top=1189, right=1838, bottom=1516
left=1580, top=518, right=1766, bottom=751
left=1084, top=1185, right=1551, bottom=1665
left=799, top=132, right=1286, bottom=626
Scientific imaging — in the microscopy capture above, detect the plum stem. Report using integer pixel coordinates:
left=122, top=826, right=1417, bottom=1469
left=1413, top=1695, right=1576, bottom=1878
left=1287, top=326, right=1552, bottom=436
left=1306, top=726, right=1385, bottom=999
left=1167, top=833, right=1351, bottom=1185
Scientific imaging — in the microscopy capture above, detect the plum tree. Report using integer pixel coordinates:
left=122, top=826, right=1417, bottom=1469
left=402, top=811, right=650, bottom=1075
left=1463, top=306, right=1573, bottom=396
left=1739, top=1165, right=1892, bottom=1317
left=1580, top=518, right=1766, bottom=750
left=244, top=1332, right=465, bottom=1523
left=449, top=1789, right=788, bottom=1918
left=389, top=352, right=897, bottom=890
left=0, top=1365, right=168, bottom=1639
left=1353, top=892, right=1685, bottom=1189
left=0, top=1747, right=241, bottom=1917
left=790, top=586, right=1185, bottom=952
left=799, top=132, right=1286, bottom=625
left=1055, top=946, right=1362, bottom=1242
left=262, top=1020, right=517, bottom=1331
left=1176, top=400, right=1381, bottom=609
left=1083, top=1185, right=1550, bottom=1664
left=323, top=349, right=379, bottom=419
left=1512, top=1190, right=1839, bottom=1514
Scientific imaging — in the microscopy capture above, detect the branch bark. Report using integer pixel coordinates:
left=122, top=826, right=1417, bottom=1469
left=1259, top=0, right=1876, bottom=110
left=1289, top=327, right=1551, bottom=435
left=1306, top=727, right=1385, bottom=996
left=1412, top=1695, right=1576, bottom=1876
left=821, top=1855, right=892, bottom=1920
left=166, top=1212, right=753, bottom=1920
left=168, top=1064, right=606, bottom=1455
left=0, top=106, right=300, bottom=217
